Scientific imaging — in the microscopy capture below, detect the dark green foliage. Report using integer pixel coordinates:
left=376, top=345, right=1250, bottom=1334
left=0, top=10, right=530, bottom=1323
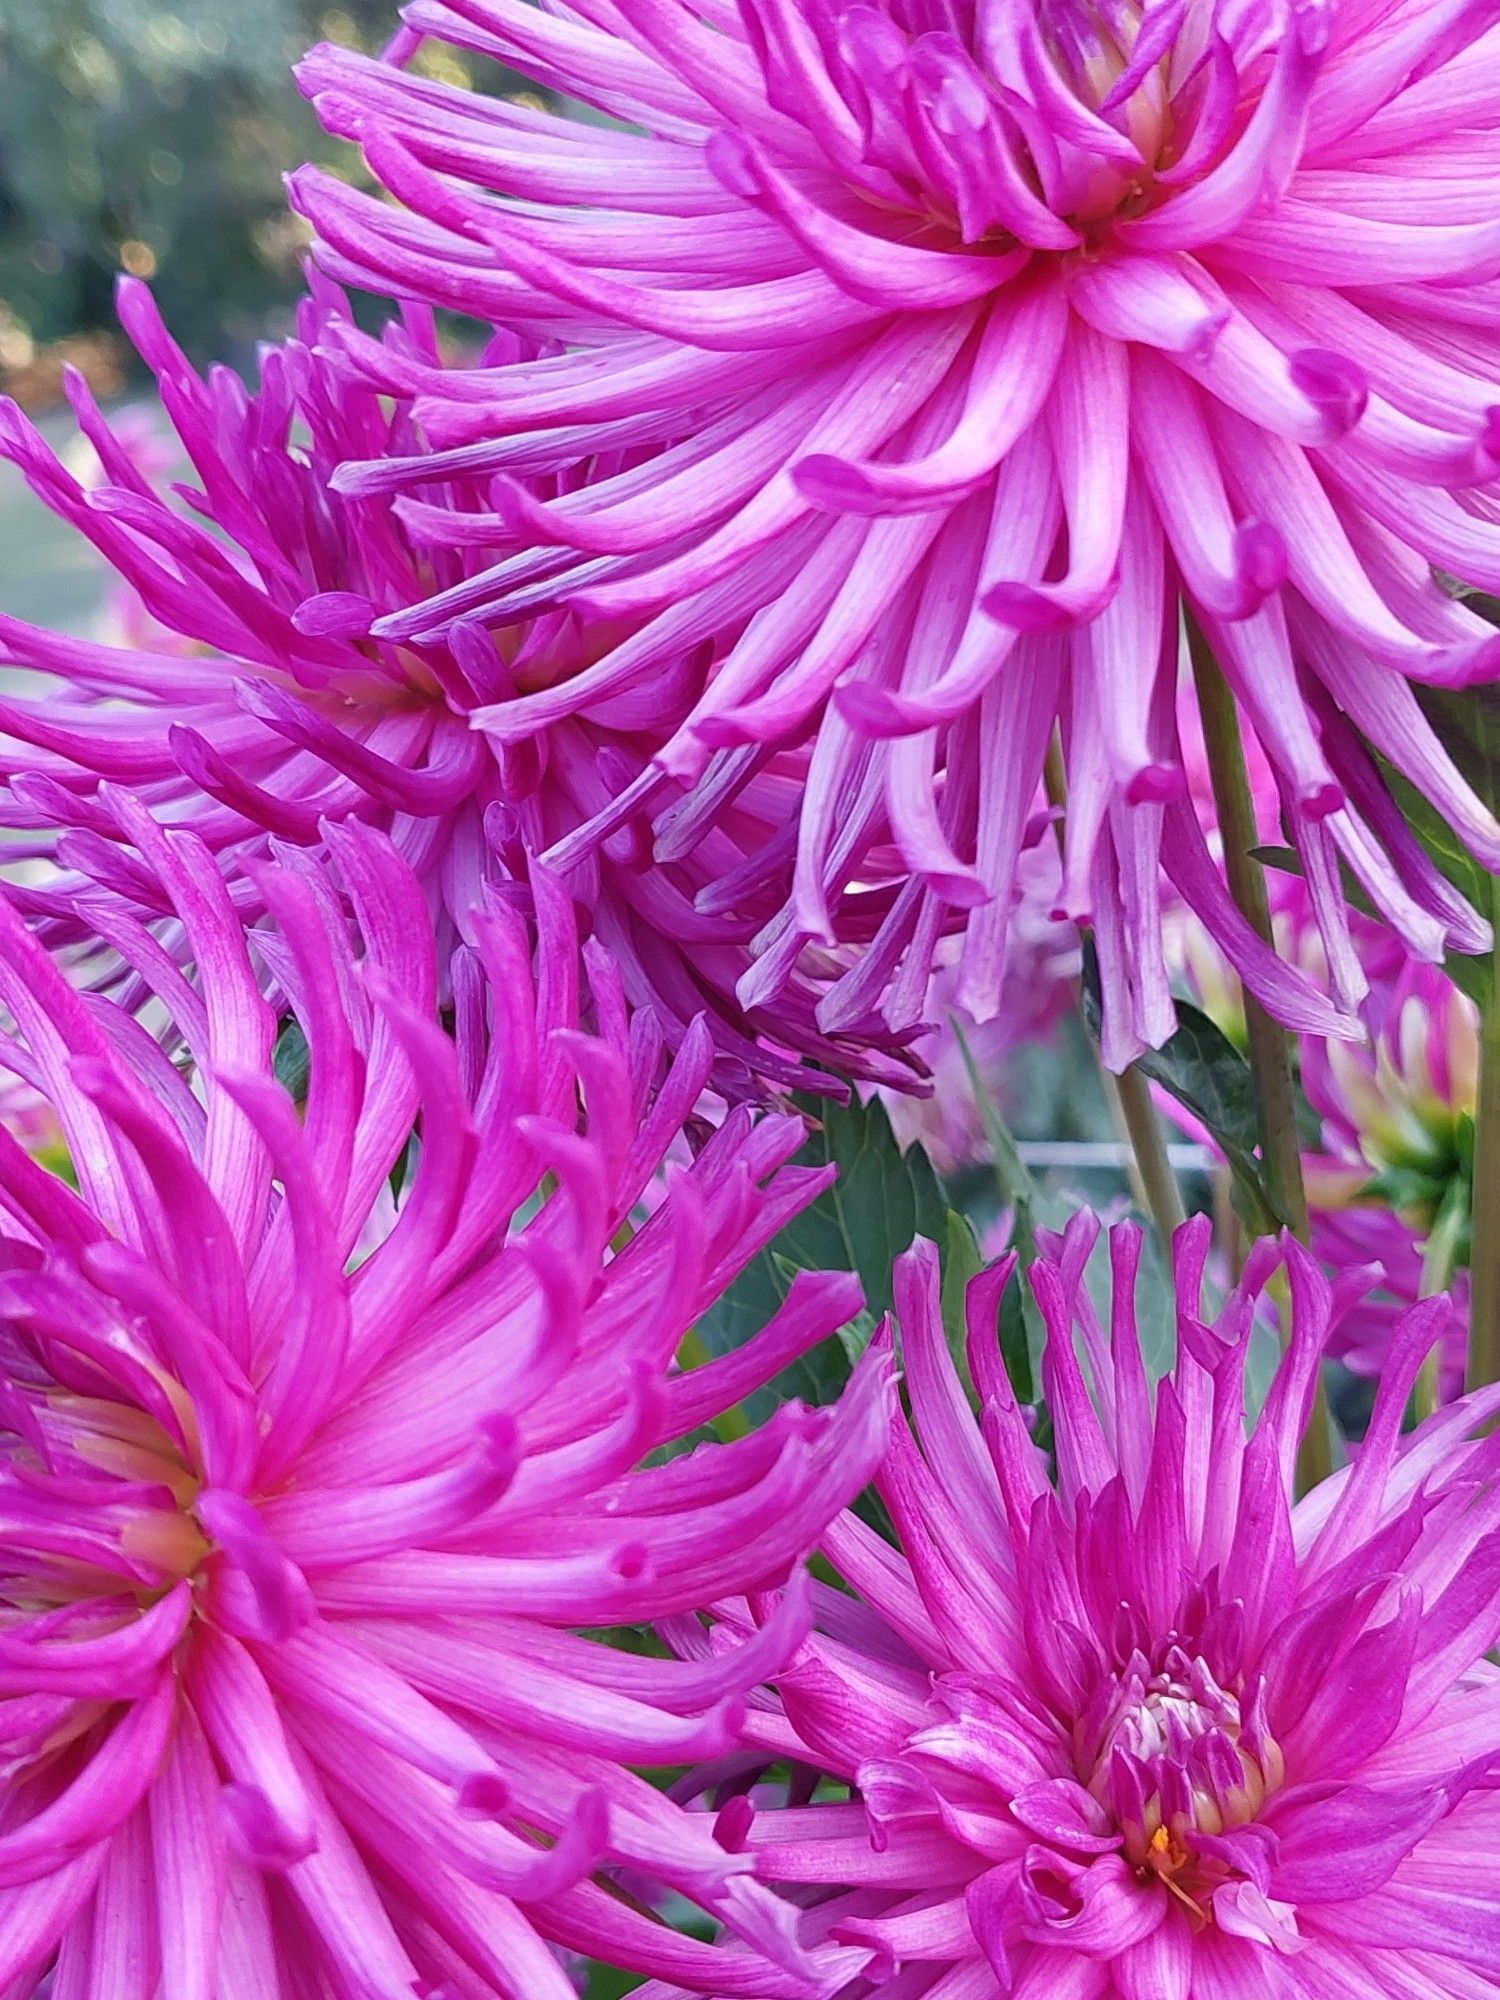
left=1080, top=943, right=1282, bottom=1232
left=695, top=1092, right=950, bottom=1419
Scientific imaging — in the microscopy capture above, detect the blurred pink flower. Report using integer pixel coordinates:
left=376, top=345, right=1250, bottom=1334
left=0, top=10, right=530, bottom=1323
left=881, top=836, right=1079, bottom=1174
left=0, top=1074, right=63, bottom=1164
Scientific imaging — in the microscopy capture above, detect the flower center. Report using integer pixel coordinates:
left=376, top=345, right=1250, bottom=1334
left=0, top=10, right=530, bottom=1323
left=1079, top=1645, right=1284, bottom=1910
left=2, top=1386, right=209, bottom=1620
left=830, top=0, right=1205, bottom=250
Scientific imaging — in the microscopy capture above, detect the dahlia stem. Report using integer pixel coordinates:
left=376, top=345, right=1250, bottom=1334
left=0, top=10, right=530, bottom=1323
left=1187, top=631, right=1310, bottom=1243
left=1465, top=916, right=1500, bottom=1392
left=1187, top=624, right=1332, bottom=1489
left=1112, top=1064, right=1189, bottom=1243
left=1043, top=736, right=1186, bottom=1255
left=1419, top=1179, right=1468, bottom=1421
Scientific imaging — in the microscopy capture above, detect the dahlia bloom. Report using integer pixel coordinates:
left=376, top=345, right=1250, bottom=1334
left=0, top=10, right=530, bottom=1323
left=1309, top=1202, right=1470, bottom=1401
left=655, top=1217, right=1500, bottom=1999
left=1303, top=960, right=1478, bottom=1221
left=0, top=807, right=891, bottom=1996
left=1166, top=831, right=1476, bottom=1399
left=294, top=0, right=1500, bottom=1062
left=0, top=279, right=918, bottom=1097
left=1302, top=959, right=1476, bottom=1397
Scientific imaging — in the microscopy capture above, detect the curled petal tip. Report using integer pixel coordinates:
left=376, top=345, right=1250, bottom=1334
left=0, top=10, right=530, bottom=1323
left=1124, top=763, right=1186, bottom=807
left=221, top=1781, right=318, bottom=1871
left=456, top=1771, right=512, bottom=1820
left=1289, top=349, right=1368, bottom=438
left=793, top=452, right=883, bottom=515
left=1235, top=517, right=1289, bottom=602
left=705, top=127, right=765, bottom=201
left=983, top=577, right=1116, bottom=633
left=293, top=590, right=375, bottom=639
left=833, top=680, right=924, bottom=739
left=1300, top=778, right=1345, bottom=822
left=714, top=1793, right=756, bottom=1852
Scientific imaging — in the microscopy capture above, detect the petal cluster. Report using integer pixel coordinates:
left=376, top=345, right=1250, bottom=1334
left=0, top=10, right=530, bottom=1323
left=0, top=804, right=891, bottom=1996
left=292, top=0, right=1500, bottom=1063
left=0, top=279, right=918, bottom=1098
left=663, top=1219, right=1500, bottom=1998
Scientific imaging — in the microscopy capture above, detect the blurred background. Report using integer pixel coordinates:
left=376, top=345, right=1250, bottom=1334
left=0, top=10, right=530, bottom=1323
left=0, top=0, right=427, bottom=385
left=0, top=0, right=524, bottom=625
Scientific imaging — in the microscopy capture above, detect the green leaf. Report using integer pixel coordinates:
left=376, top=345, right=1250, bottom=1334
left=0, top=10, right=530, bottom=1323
left=940, top=1208, right=984, bottom=1392
left=998, top=1264, right=1036, bottom=1409
left=695, top=1092, right=949, bottom=1420
left=272, top=1016, right=310, bottom=1104
left=950, top=1017, right=1041, bottom=1264
left=949, top=1015, right=1075, bottom=1396
left=388, top=1133, right=419, bottom=1203
left=1080, top=944, right=1281, bottom=1233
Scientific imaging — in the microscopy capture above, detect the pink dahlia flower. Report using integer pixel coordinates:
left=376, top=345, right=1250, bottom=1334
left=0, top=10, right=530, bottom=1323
left=1302, top=959, right=1477, bottom=1399
left=1309, top=1204, right=1470, bottom=1403
left=293, top=0, right=1500, bottom=1062
left=655, top=1217, right=1500, bottom=1998
left=0, top=806, right=890, bottom=1996
left=0, top=278, right=919, bottom=1099
left=1302, top=961, right=1479, bottom=1218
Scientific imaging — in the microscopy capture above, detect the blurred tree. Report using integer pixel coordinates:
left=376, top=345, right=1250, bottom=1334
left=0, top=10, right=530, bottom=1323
left=0, top=1, right=501, bottom=368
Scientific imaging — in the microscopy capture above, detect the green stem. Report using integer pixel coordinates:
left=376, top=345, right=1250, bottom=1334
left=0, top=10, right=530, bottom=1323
left=1188, top=622, right=1331, bottom=1489
left=1419, top=1179, right=1469, bottom=1421
left=1044, top=735, right=1186, bottom=1255
left=1466, top=899, right=1500, bottom=1392
left=1111, top=1063, right=1189, bottom=1246
left=1188, top=629, right=1310, bottom=1242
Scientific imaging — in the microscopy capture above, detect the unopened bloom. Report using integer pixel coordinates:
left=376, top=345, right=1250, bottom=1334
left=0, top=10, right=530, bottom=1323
left=661, top=1218, right=1500, bottom=1998
left=0, top=279, right=919, bottom=1098
left=0, top=806, right=888, bottom=1997
left=295, top=0, right=1500, bottom=1063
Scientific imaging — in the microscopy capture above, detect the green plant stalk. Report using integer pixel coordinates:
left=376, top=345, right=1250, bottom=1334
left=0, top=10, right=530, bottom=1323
left=1188, top=622, right=1331, bottom=1490
left=1419, top=1179, right=1470, bottom=1420
left=1467, top=891, right=1500, bottom=1391
left=1188, top=631, right=1310, bottom=1242
left=1112, top=1063, right=1189, bottom=1244
left=1043, top=738, right=1187, bottom=1255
